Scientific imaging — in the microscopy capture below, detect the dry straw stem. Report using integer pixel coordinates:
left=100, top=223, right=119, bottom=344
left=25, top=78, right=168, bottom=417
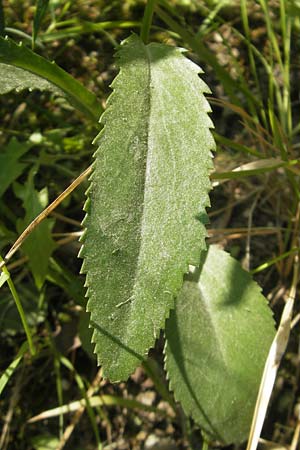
left=291, top=419, right=300, bottom=450
left=246, top=251, right=299, bottom=450
left=28, top=393, right=169, bottom=423
left=0, top=165, right=92, bottom=271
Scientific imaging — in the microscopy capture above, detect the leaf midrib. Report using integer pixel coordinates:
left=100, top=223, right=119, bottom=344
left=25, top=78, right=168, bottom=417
left=117, top=41, right=153, bottom=348
left=197, top=280, right=229, bottom=370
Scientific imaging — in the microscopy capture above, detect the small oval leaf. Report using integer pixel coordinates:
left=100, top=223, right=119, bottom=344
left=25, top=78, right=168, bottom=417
left=164, top=245, right=275, bottom=445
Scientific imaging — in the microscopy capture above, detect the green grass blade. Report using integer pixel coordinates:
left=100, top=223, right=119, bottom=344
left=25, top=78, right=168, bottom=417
left=0, top=257, right=35, bottom=355
left=213, top=132, right=263, bottom=158
left=40, top=20, right=140, bottom=42
left=258, top=0, right=283, bottom=70
left=0, top=341, right=28, bottom=396
left=28, top=394, right=169, bottom=423
left=240, top=0, right=267, bottom=126
left=280, top=0, right=292, bottom=137
left=195, top=0, right=227, bottom=39
left=140, top=0, right=156, bottom=44
left=251, top=248, right=299, bottom=274
left=33, top=0, right=49, bottom=49
left=212, top=158, right=298, bottom=181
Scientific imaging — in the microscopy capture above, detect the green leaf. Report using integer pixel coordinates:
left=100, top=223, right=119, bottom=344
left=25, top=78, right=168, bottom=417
left=15, top=172, right=56, bottom=290
left=0, top=36, right=102, bottom=120
left=164, top=245, right=275, bottom=445
left=0, top=63, right=63, bottom=95
left=80, top=34, right=214, bottom=381
left=0, top=138, right=33, bottom=197
left=33, top=0, right=49, bottom=47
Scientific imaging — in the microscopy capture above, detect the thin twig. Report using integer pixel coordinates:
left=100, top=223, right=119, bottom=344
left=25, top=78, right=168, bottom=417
left=50, top=211, right=82, bottom=227
left=0, top=165, right=92, bottom=271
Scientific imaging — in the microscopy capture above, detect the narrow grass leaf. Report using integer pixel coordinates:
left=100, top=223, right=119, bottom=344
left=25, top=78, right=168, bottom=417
left=40, top=20, right=140, bottom=42
left=212, top=158, right=297, bottom=181
left=0, top=341, right=28, bottom=396
left=33, top=0, right=49, bottom=47
left=213, top=132, right=262, bottom=158
left=0, top=258, right=36, bottom=354
left=165, top=245, right=275, bottom=445
left=80, top=34, right=214, bottom=381
left=28, top=394, right=169, bottom=423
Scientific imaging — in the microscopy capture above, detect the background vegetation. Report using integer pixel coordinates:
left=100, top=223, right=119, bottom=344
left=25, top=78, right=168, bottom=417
left=0, top=0, right=299, bottom=449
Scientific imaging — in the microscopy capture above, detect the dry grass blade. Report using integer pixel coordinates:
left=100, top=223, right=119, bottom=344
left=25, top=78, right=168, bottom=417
left=291, top=419, right=300, bottom=450
left=27, top=394, right=169, bottom=423
left=246, top=253, right=299, bottom=450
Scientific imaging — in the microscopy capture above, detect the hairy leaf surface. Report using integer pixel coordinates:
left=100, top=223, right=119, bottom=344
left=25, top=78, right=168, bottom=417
left=0, top=63, right=63, bottom=95
left=80, top=34, right=214, bottom=381
left=0, top=37, right=102, bottom=120
left=165, top=245, right=275, bottom=444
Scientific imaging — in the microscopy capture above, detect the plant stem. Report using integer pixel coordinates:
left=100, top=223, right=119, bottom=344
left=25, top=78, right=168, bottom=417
left=0, top=257, right=36, bottom=356
left=140, top=0, right=156, bottom=44
left=0, top=0, right=5, bottom=36
left=251, top=247, right=299, bottom=274
left=201, top=433, right=210, bottom=450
